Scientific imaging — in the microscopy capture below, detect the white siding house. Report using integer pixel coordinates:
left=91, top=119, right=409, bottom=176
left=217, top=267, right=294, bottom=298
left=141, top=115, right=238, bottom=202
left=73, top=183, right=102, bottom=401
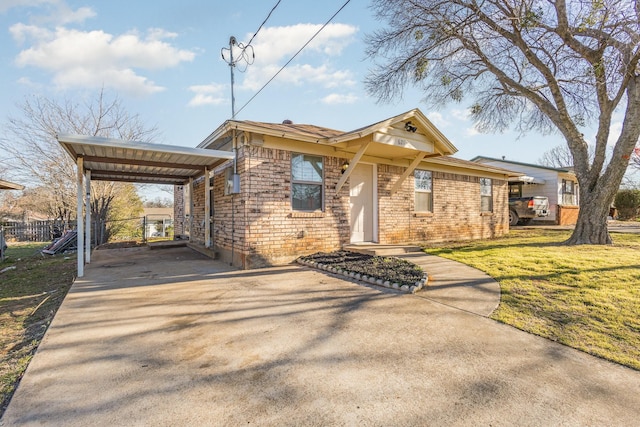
left=470, top=156, right=579, bottom=225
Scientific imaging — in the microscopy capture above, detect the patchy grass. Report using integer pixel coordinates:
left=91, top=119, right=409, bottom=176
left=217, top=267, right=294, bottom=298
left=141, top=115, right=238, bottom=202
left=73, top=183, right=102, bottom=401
left=424, top=229, right=640, bottom=370
left=0, top=242, right=76, bottom=417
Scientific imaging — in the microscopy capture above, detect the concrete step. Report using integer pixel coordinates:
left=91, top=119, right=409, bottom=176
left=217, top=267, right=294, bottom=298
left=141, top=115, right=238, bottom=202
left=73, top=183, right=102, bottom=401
left=148, top=240, right=187, bottom=250
left=343, top=244, right=422, bottom=256
left=186, top=242, right=218, bottom=259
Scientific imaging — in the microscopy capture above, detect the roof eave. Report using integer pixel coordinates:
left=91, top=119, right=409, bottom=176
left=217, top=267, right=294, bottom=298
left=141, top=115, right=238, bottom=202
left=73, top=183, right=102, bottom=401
left=0, top=180, right=25, bottom=190
left=425, top=156, right=521, bottom=177
left=198, top=121, right=324, bottom=149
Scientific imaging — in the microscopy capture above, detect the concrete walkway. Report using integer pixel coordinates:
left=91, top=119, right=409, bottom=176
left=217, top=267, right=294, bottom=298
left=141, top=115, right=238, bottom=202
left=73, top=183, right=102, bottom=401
left=3, top=246, right=639, bottom=426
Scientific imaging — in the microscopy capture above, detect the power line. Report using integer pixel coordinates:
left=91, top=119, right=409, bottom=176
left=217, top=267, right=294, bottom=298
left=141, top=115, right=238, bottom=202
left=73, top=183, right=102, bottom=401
left=234, top=0, right=352, bottom=118
left=246, top=0, right=282, bottom=47
left=221, top=0, right=282, bottom=71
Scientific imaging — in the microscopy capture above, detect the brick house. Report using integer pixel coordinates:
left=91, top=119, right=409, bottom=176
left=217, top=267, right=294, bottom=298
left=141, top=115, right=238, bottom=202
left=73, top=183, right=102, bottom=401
left=174, top=109, right=518, bottom=268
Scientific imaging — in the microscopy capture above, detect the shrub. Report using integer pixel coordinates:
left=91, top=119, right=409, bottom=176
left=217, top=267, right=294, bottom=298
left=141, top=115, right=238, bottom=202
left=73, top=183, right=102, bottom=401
left=614, top=189, right=640, bottom=220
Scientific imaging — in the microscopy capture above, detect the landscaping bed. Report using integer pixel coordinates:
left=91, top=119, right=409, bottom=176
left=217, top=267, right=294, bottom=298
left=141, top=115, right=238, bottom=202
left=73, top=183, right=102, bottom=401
left=297, top=250, right=427, bottom=293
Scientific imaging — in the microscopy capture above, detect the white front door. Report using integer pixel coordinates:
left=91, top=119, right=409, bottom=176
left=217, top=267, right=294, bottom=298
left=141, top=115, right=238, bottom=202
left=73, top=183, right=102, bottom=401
left=350, top=163, right=376, bottom=243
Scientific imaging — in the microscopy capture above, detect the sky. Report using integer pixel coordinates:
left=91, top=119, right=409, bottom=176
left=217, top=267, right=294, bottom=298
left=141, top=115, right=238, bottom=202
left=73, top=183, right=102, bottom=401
left=0, top=0, right=627, bottom=194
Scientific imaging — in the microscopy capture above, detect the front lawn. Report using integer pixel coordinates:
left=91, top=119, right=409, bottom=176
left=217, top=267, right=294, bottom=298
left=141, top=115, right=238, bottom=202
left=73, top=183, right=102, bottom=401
left=0, top=243, right=76, bottom=416
left=424, top=229, right=640, bottom=370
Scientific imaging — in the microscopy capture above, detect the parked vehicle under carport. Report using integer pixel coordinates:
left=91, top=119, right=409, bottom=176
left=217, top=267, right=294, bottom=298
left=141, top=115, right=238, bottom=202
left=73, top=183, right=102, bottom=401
left=509, top=196, right=550, bottom=226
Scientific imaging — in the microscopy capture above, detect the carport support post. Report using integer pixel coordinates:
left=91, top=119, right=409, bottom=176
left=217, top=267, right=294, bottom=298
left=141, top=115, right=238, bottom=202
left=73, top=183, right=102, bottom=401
left=85, top=169, right=91, bottom=264
left=76, top=156, right=84, bottom=278
left=204, top=167, right=211, bottom=248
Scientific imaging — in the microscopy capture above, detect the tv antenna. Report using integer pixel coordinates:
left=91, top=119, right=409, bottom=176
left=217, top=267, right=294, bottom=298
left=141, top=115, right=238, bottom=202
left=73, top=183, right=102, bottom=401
left=221, top=36, right=254, bottom=119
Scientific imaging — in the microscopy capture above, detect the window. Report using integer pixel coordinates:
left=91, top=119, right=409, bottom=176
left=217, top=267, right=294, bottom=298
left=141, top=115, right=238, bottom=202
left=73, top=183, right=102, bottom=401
left=414, top=170, right=433, bottom=212
left=480, top=178, right=493, bottom=212
left=291, top=153, right=323, bottom=211
left=562, top=179, right=577, bottom=205
left=509, top=183, right=522, bottom=198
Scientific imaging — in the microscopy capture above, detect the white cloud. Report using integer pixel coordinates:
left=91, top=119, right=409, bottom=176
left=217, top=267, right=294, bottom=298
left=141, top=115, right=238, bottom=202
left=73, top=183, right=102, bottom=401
left=236, top=23, right=358, bottom=92
left=321, top=93, right=358, bottom=105
left=607, top=121, right=623, bottom=146
left=0, top=0, right=52, bottom=13
left=450, top=108, right=470, bottom=121
left=466, top=127, right=480, bottom=136
left=0, top=0, right=94, bottom=24
left=426, top=111, right=449, bottom=128
left=188, top=83, right=226, bottom=107
left=11, top=25, right=195, bottom=96
left=16, top=76, right=40, bottom=88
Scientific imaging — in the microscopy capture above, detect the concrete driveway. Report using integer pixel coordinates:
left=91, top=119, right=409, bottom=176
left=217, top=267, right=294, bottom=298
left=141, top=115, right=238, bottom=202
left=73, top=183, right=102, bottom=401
left=2, top=246, right=639, bottom=426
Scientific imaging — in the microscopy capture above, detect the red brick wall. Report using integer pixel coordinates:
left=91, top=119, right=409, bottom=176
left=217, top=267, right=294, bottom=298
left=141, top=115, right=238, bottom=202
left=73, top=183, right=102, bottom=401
left=178, top=145, right=509, bottom=268
left=240, top=145, right=350, bottom=268
left=557, top=205, right=579, bottom=225
left=378, top=166, right=509, bottom=244
left=173, top=185, right=185, bottom=237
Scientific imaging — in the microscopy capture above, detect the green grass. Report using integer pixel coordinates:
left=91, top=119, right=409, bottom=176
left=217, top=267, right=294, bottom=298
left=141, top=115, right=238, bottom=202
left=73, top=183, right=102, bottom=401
left=0, top=242, right=76, bottom=417
left=424, top=229, right=640, bottom=370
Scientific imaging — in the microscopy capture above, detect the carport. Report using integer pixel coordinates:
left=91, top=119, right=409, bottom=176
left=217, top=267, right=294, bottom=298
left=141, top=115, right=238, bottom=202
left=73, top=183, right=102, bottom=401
left=57, top=134, right=235, bottom=277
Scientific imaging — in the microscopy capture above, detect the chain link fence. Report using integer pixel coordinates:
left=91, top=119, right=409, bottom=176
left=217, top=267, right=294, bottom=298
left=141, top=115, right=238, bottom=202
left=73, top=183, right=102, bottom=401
left=1, top=216, right=173, bottom=250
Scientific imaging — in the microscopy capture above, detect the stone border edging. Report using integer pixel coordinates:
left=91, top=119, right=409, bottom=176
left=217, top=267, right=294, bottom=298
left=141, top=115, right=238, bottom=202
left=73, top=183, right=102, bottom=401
left=296, top=258, right=428, bottom=293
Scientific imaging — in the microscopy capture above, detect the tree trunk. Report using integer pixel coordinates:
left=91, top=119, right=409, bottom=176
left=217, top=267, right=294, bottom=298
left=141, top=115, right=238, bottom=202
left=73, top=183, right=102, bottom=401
left=565, top=189, right=613, bottom=245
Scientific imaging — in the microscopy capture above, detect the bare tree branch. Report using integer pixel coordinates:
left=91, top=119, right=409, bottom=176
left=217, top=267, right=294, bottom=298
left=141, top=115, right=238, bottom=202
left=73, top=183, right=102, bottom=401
left=366, top=0, right=640, bottom=244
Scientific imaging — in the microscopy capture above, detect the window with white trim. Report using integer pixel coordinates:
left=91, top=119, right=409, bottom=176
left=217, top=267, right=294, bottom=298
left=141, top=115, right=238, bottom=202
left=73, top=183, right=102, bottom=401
left=414, top=169, right=433, bottom=212
left=291, top=153, right=323, bottom=211
left=562, top=179, right=577, bottom=205
left=480, top=178, right=493, bottom=212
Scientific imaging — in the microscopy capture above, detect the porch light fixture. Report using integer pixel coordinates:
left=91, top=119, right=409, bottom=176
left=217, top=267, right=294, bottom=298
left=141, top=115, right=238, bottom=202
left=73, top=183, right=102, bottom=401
left=341, top=160, right=350, bottom=174
left=404, top=121, right=417, bottom=133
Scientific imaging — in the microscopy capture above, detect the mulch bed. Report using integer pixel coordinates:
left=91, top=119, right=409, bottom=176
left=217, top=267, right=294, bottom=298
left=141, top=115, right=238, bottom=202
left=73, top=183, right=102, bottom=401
left=297, top=250, right=427, bottom=292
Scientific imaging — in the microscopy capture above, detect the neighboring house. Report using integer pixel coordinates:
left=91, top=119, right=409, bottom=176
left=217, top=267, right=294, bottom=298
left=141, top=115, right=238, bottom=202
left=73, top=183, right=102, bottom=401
left=470, top=156, right=579, bottom=225
left=142, top=207, right=173, bottom=238
left=174, top=109, right=519, bottom=269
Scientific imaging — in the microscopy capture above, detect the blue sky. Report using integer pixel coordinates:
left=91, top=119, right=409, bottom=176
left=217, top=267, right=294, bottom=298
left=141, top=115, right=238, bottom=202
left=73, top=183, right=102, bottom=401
left=0, top=0, right=605, bottom=170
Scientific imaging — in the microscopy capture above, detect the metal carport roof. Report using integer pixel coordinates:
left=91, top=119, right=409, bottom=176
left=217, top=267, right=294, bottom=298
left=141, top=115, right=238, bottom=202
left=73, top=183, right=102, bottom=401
left=57, top=134, right=236, bottom=278
left=57, top=134, right=235, bottom=185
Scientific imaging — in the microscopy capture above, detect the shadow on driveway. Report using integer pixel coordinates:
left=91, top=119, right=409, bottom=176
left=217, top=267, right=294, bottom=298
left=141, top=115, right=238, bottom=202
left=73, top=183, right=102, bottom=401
left=3, top=246, right=639, bottom=426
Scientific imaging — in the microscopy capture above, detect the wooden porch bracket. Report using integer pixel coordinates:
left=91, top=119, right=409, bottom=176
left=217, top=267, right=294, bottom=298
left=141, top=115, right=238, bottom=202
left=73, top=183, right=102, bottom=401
left=390, top=152, right=426, bottom=195
left=335, top=141, right=371, bottom=193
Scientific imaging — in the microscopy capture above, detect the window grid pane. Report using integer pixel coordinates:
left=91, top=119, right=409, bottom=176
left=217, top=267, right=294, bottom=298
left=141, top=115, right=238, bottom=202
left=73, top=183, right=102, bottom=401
left=292, top=154, right=323, bottom=183
left=414, top=170, right=432, bottom=192
left=291, top=153, right=323, bottom=211
left=480, top=178, right=492, bottom=212
left=414, top=170, right=433, bottom=212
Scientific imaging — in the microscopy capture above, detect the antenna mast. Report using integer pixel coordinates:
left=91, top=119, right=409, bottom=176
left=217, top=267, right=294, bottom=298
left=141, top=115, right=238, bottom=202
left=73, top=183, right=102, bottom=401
left=228, top=36, right=237, bottom=119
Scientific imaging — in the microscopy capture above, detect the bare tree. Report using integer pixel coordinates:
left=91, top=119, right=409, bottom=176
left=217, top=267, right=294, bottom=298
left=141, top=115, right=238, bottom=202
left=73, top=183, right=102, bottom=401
left=0, top=90, right=159, bottom=242
left=538, top=145, right=575, bottom=169
left=366, top=0, right=640, bottom=244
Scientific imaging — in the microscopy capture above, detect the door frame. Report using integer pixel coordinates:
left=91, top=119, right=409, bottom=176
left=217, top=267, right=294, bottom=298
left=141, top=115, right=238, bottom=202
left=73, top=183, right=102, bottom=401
left=349, top=162, right=378, bottom=243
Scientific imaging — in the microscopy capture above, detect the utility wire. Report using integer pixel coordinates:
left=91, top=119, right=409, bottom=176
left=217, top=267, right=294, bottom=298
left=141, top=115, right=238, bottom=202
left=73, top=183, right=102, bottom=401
left=235, top=0, right=352, bottom=118
left=246, top=0, right=282, bottom=47
left=221, top=0, right=281, bottom=72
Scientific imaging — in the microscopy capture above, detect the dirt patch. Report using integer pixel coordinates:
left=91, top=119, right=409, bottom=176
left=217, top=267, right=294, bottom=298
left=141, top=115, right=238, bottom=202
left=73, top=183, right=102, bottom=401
left=96, top=241, right=147, bottom=250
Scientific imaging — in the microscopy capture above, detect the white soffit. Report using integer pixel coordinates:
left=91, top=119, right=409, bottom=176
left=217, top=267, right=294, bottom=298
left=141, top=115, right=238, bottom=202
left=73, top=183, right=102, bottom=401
left=509, top=175, right=546, bottom=184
